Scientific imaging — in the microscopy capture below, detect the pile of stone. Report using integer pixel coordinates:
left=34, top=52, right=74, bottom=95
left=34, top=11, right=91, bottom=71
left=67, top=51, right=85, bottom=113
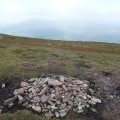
left=3, top=75, right=101, bottom=118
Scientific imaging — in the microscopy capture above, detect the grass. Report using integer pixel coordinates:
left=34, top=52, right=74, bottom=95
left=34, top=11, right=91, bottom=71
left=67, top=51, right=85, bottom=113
left=0, top=34, right=120, bottom=82
left=0, top=110, right=47, bottom=120
left=0, top=34, right=120, bottom=120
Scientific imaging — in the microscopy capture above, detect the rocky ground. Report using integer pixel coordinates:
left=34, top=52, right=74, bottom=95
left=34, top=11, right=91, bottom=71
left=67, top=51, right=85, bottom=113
left=0, top=71, right=120, bottom=120
left=2, top=75, right=101, bottom=118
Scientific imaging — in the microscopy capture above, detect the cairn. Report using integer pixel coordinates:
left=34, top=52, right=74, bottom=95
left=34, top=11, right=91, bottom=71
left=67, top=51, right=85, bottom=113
left=3, top=75, right=101, bottom=118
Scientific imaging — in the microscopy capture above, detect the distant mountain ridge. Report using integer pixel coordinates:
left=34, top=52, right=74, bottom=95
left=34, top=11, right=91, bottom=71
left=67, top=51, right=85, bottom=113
left=0, top=19, right=120, bottom=43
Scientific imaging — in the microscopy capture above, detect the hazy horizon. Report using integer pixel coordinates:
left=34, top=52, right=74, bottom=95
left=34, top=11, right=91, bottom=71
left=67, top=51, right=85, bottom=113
left=0, top=0, right=120, bottom=43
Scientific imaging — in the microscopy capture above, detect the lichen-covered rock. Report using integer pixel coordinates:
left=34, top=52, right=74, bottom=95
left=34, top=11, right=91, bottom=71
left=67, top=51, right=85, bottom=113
left=62, top=85, right=68, bottom=91
left=76, top=80, right=84, bottom=85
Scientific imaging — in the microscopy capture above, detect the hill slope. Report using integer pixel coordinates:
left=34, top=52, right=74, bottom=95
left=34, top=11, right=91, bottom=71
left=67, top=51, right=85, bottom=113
left=0, top=34, right=120, bottom=120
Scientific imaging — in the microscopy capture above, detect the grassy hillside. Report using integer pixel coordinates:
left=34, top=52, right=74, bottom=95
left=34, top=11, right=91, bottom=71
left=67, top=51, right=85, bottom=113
left=0, top=34, right=120, bottom=82
left=0, top=34, right=120, bottom=120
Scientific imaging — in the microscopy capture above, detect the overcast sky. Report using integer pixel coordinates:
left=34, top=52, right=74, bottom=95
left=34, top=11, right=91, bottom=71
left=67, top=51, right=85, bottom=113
left=0, top=0, right=120, bottom=26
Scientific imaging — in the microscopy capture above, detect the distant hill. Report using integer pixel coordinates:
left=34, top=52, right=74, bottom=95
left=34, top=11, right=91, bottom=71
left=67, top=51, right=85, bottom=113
left=0, top=19, right=120, bottom=43
left=0, top=19, right=66, bottom=40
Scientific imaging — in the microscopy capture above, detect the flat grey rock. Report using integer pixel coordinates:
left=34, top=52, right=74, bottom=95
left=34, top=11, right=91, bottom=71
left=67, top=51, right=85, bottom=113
left=22, top=102, right=29, bottom=108
left=48, top=79, right=63, bottom=86
left=45, top=111, right=54, bottom=118
left=33, top=96, right=41, bottom=102
left=2, top=83, right=5, bottom=88
left=8, top=102, right=14, bottom=108
left=55, top=112, right=59, bottom=118
left=18, top=95, right=24, bottom=104
left=21, top=82, right=29, bottom=87
left=88, top=97, right=101, bottom=105
left=59, top=109, right=67, bottom=118
left=41, top=94, right=48, bottom=103
left=39, top=86, right=49, bottom=96
left=14, top=88, right=25, bottom=95
left=59, top=76, right=65, bottom=82
left=60, top=103, right=67, bottom=109
left=56, top=101, right=61, bottom=105
left=32, top=106, right=41, bottom=113
left=29, top=78, right=35, bottom=83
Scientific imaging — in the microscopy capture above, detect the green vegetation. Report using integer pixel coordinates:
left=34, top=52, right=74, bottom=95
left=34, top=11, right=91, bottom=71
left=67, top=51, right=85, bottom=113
left=0, top=34, right=120, bottom=82
left=0, top=34, right=120, bottom=120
